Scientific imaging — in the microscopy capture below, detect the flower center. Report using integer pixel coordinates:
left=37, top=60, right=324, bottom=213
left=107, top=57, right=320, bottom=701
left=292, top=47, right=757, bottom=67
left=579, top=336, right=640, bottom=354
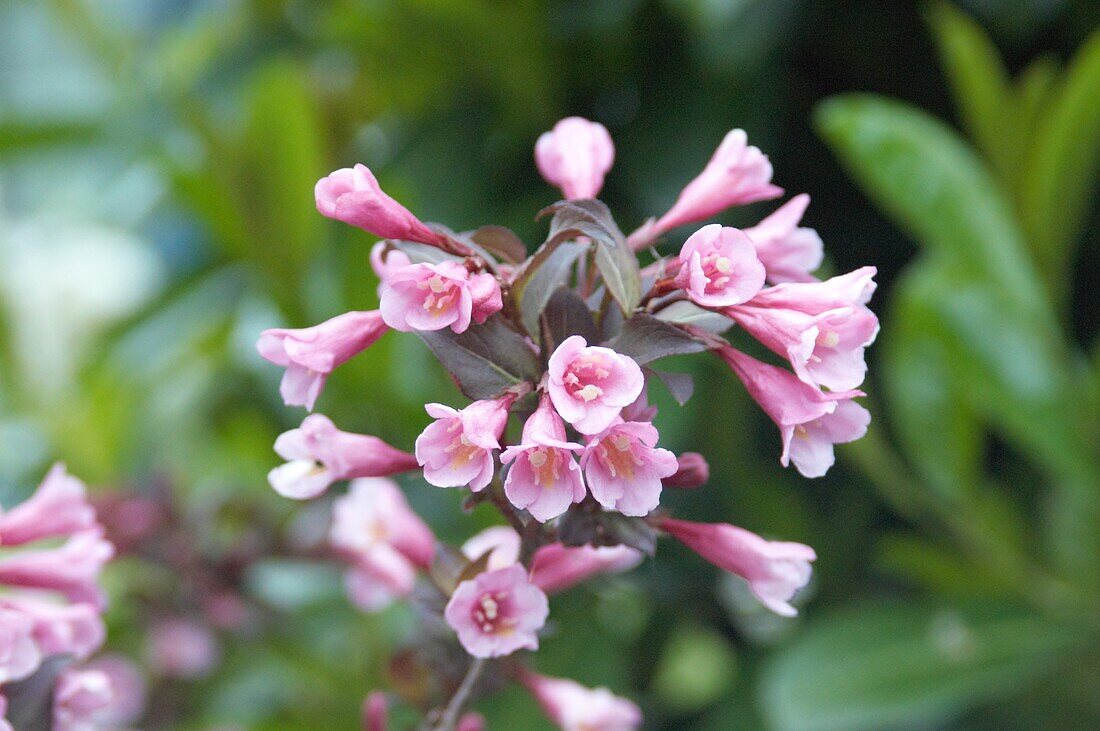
left=418, top=274, right=458, bottom=316
left=596, top=432, right=644, bottom=479
left=444, top=420, right=482, bottom=466
left=527, top=447, right=564, bottom=487
left=701, top=250, right=735, bottom=293
left=471, top=591, right=514, bottom=635
left=817, top=330, right=840, bottom=348
left=563, top=353, right=613, bottom=403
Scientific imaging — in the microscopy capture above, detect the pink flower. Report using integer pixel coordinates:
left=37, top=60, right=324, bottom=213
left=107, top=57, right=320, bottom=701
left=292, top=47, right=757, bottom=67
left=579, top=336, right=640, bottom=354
left=0, top=529, right=113, bottom=607
left=501, top=395, right=586, bottom=522
left=0, top=596, right=104, bottom=660
left=747, top=266, right=877, bottom=314
left=257, top=310, right=389, bottom=411
left=0, top=608, right=41, bottom=683
left=716, top=346, right=869, bottom=477
left=78, top=655, right=146, bottom=728
left=443, top=565, right=548, bottom=658
left=674, top=225, right=766, bottom=307
left=53, top=667, right=113, bottom=731
left=520, top=671, right=642, bottom=731
left=457, top=712, right=486, bottom=731
left=344, top=552, right=418, bottom=612
left=379, top=261, right=502, bottom=333
left=529, top=543, right=643, bottom=594
left=268, top=414, right=418, bottom=500
left=535, top=117, right=616, bottom=200
left=660, top=518, right=816, bottom=616
left=744, top=194, right=823, bottom=283
left=315, top=164, right=447, bottom=246
left=663, top=452, right=709, bottom=489
left=462, top=526, right=521, bottom=570
left=547, top=336, right=644, bottom=435
left=581, top=421, right=677, bottom=516
left=331, top=479, right=435, bottom=569
left=363, top=690, right=387, bottom=731
left=146, top=618, right=219, bottom=679
left=0, top=463, right=96, bottom=546
left=416, top=397, right=511, bottom=492
left=370, top=242, right=412, bottom=293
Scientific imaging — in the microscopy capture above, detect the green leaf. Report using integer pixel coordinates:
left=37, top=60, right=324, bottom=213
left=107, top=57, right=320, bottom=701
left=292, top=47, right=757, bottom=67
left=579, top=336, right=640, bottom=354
left=513, top=241, right=588, bottom=336
left=417, top=315, right=541, bottom=400
left=759, top=602, right=1074, bottom=731
left=604, top=314, right=706, bottom=365
left=651, top=625, right=737, bottom=713
left=1018, top=27, right=1100, bottom=298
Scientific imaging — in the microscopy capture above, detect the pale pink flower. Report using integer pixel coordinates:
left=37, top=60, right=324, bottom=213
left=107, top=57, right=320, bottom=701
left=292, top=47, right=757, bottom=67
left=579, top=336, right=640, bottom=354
left=547, top=336, right=644, bottom=435
left=146, top=618, right=219, bottom=679
left=370, top=241, right=412, bottom=286
left=53, top=668, right=113, bottom=731
left=660, top=518, right=816, bottom=616
left=379, top=261, right=502, bottom=333
left=716, top=346, right=869, bottom=477
left=0, top=608, right=41, bottom=683
left=581, top=421, right=677, bottom=516
left=529, top=543, right=643, bottom=594
left=520, top=670, right=642, bottom=731
left=363, top=690, right=387, bottom=731
left=443, top=565, right=548, bottom=658
left=0, top=596, right=104, bottom=660
left=501, top=395, right=586, bottom=522
left=257, top=310, right=389, bottom=411
left=315, top=164, right=447, bottom=246
left=331, top=478, right=435, bottom=569
left=268, top=414, right=418, bottom=500
left=747, top=266, right=877, bottom=314
left=0, top=529, right=114, bottom=608
left=663, top=452, right=710, bottom=489
left=674, top=224, right=766, bottom=307
left=462, top=526, right=521, bottom=570
left=78, top=655, right=146, bottom=728
left=0, top=463, right=96, bottom=546
left=457, top=712, right=486, bottom=731
left=416, top=397, right=511, bottom=492
left=744, top=194, right=823, bottom=283
left=344, top=550, right=418, bottom=612
left=535, top=117, right=615, bottom=200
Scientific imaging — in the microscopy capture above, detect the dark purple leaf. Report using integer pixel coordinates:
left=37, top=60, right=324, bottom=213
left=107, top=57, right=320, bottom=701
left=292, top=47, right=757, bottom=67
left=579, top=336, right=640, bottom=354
left=417, top=315, right=541, bottom=399
left=604, top=313, right=706, bottom=364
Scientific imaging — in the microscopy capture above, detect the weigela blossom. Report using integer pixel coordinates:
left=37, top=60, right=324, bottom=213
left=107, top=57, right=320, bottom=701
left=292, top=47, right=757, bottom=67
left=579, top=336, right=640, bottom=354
left=379, top=260, right=502, bottom=334
left=0, top=463, right=96, bottom=545
left=444, top=564, right=549, bottom=658
left=370, top=241, right=412, bottom=292
left=0, top=596, right=104, bottom=660
left=520, top=670, right=643, bottom=731
left=268, top=414, right=419, bottom=499
left=257, top=310, right=389, bottom=410
left=0, top=529, right=114, bottom=608
left=501, top=395, right=586, bottom=522
left=315, top=163, right=448, bottom=246
left=416, top=396, right=512, bottom=492
left=528, top=543, right=643, bottom=594
left=535, top=116, right=616, bottom=200
left=0, top=608, right=41, bottom=683
left=716, top=346, right=869, bottom=477
left=547, top=336, right=644, bottom=435
left=663, top=452, right=710, bottom=489
left=461, top=526, right=521, bottom=570
left=660, top=518, right=816, bottom=616
left=581, top=421, right=678, bottom=516
left=743, top=194, right=824, bottom=284
left=747, top=265, right=877, bottom=313
left=53, top=667, right=113, bottom=731
left=674, top=224, right=766, bottom=307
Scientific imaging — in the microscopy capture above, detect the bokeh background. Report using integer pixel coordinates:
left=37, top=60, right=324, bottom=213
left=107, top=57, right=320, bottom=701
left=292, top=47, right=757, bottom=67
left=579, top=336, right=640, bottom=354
left=1, top=0, right=1098, bottom=728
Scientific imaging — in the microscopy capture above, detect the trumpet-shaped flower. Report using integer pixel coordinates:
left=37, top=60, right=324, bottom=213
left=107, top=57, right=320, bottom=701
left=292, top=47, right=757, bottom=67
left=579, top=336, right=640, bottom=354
left=529, top=543, right=643, bottom=594
left=0, top=529, right=114, bottom=608
left=547, top=336, right=644, bottom=435
left=380, top=261, right=502, bottom=334
left=520, top=670, right=642, bottom=731
left=535, top=117, right=615, bottom=200
left=674, top=224, right=766, bottom=307
left=315, top=164, right=448, bottom=246
left=0, top=463, right=96, bottom=546
left=581, top=421, right=677, bottom=516
left=416, top=397, right=511, bottom=492
left=444, top=564, right=549, bottom=658
left=331, top=478, right=435, bottom=569
left=501, top=395, right=586, bottom=522
left=744, top=194, right=823, bottom=284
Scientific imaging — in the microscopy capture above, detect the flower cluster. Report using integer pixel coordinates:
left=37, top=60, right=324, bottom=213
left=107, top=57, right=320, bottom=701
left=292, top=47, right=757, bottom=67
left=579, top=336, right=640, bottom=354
left=259, top=116, right=876, bottom=728
left=0, top=464, right=127, bottom=730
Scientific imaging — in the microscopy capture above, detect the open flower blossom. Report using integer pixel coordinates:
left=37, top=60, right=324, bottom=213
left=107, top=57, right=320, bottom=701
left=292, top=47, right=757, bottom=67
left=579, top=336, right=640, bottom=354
left=501, top=395, right=586, bottom=522
left=257, top=310, right=389, bottom=410
left=380, top=260, right=502, bottom=333
left=315, top=163, right=448, bottom=246
left=331, top=479, right=435, bottom=612
left=416, top=397, right=512, bottom=491
left=520, top=670, right=643, bottom=731
left=0, top=608, right=41, bottom=683
left=631, top=128, right=782, bottom=248
left=529, top=543, right=643, bottom=594
left=663, top=452, right=710, bottom=489
left=0, top=463, right=96, bottom=546
left=0, top=529, right=114, bottom=608
left=674, top=224, right=766, bottom=307
left=547, top=336, right=644, bottom=435
left=444, top=565, right=549, bottom=658
left=581, top=421, right=678, bottom=516
left=716, top=346, right=869, bottom=477
left=0, top=595, right=104, bottom=660
left=660, top=518, right=816, bottom=616
left=743, top=194, right=824, bottom=283
left=535, top=116, right=615, bottom=200
left=268, top=414, right=419, bottom=500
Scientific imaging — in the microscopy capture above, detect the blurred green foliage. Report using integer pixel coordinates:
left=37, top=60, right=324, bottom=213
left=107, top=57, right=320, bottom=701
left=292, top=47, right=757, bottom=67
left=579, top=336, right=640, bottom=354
left=0, top=0, right=1098, bottom=728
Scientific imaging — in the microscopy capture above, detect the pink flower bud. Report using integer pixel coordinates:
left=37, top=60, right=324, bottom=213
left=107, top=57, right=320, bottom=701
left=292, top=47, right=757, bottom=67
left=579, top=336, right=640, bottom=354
left=54, top=668, right=113, bottom=731
left=146, top=618, right=219, bottom=679
left=520, top=670, right=643, bottom=730
left=257, top=310, right=389, bottom=411
left=462, top=526, right=521, bottom=570
left=501, top=395, right=586, bottom=522
left=456, top=712, right=486, bottom=731
left=331, top=479, right=435, bottom=569
left=648, top=129, right=783, bottom=239
left=674, top=225, right=766, bottom=307
left=0, top=595, right=104, bottom=660
left=416, top=397, right=511, bottom=492
left=362, top=690, right=387, bottom=731
left=79, top=655, right=147, bottom=728
left=268, top=414, right=418, bottom=500
left=660, top=518, right=815, bottom=616
left=529, top=543, right=643, bottom=594
left=0, top=529, right=114, bottom=608
left=0, top=607, right=42, bottom=683
left=663, top=452, right=709, bottom=489
left=443, top=565, right=549, bottom=658
left=315, top=164, right=447, bottom=246
left=581, top=421, right=677, bottom=517
left=716, top=346, right=869, bottom=478
left=744, top=194, right=823, bottom=283
left=547, top=336, right=645, bottom=435
left=0, top=463, right=96, bottom=546
left=535, top=117, right=615, bottom=200
left=380, top=261, right=502, bottom=334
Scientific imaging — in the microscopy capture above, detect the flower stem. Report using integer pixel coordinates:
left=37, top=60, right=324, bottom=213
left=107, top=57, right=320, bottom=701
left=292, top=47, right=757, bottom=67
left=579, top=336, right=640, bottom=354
left=426, top=657, right=486, bottom=731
